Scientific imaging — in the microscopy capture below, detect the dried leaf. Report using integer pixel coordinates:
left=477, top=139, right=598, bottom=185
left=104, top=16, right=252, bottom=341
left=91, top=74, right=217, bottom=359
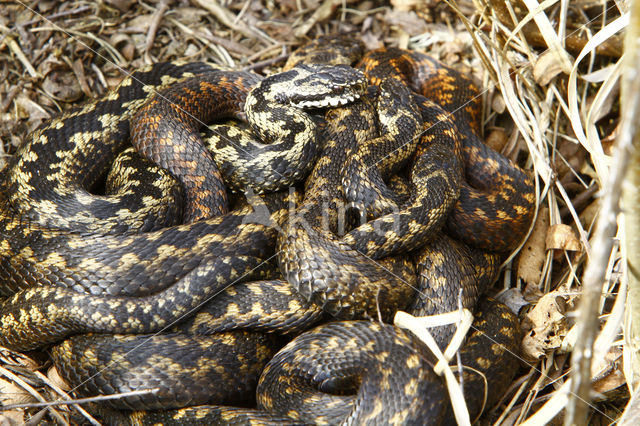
left=13, top=95, right=50, bottom=132
left=184, top=44, right=201, bottom=58
left=172, top=7, right=209, bottom=26
left=0, top=348, right=41, bottom=371
left=42, top=71, right=82, bottom=102
left=125, top=14, right=155, bottom=34
left=485, top=127, right=508, bottom=152
left=111, top=33, right=136, bottom=63
left=47, top=365, right=71, bottom=391
left=384, top=10, right=428, bottom=36
left=0, top=411, right=25, bottom=426
left=522, top=282, right=545, bottom=303
left=517, top=207, right=549, bottom=285
left=361, top=32, right=384, bottom=51
left=521, top=291, right=568, bottom=360
left=555, top=138, right=587, bottom=181
left=37, top=55, right=66, bottom=77
left=579, top=199, right=600, bottom=231
left=592, top=348, right=625, bottom=394
left=491, top=92, right=506, bottom=114
left=121, top=43, right=136, bottom=63
left=0, top=377, right=36, bottom=405
left=533, top=49, right=566, bottom=85
left=36, top=1, right=56, bottom=13
left=545, top=224, right=582, bottom=251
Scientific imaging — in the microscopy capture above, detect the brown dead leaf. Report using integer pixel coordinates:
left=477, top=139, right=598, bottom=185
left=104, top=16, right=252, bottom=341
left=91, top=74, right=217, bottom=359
left=13, top=95, right=50, bottom=132
left=592, top=347, right=625, bottom=394
left=173, top=7, right=210, bottom=26
left=384, top=10, right=428, bottom=36
left=600, top=122, right=619, bottom=156
left=0, top=348, right=41, bottom=371
left=125, top=14, right=155, bottom=34
left=490, top=92, right=506, bottom=115
left=485, top=127, right=508, bottom=152
left=580, top=199, right=600, bottom=231
left=37, top=55, right=67, bottom=78
left=47, top=365, right=71, bottom=391
left=111, top=33, right=137, bottom=63
left=0, top=377, right=36, bottom=405
left=545, top=223, right=582, bottom=252
left=184, top=44, right=201, bottom=58
left=522, top=281, right=545, bottom=303
left=521, top=291, right=568, bottom=360
left=517, top=207, right=548, bottom=286
left=71, top=59, right=93, bottom=98
left=533, top=49, right=567, bottom=85
left=0, top=411, right=25, bottom=426
left=555, top=139, right=584, bottom=183
left=275, top=0, right=299, bottom=14
left=36, top=0, right=56, bottom=13
left=361, top=32, right=384, bottom=51
left=42, top=71, right=83, bottom=102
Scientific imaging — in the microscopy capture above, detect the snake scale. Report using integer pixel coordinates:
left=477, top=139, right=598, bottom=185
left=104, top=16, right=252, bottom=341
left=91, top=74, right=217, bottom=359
left=0, top=34, right=534, bottom=424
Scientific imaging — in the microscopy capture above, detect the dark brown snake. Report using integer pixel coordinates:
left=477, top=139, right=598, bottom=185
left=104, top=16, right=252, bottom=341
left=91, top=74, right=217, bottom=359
left=0, top=35, right=533, bottom=424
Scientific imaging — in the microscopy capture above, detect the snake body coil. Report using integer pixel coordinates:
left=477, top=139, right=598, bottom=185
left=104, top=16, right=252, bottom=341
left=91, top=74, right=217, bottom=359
left=0, top=34, right=533, bottom=424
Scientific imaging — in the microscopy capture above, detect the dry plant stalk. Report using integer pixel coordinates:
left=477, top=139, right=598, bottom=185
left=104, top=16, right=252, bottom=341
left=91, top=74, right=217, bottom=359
left=622, top=0, right=640, bottom=421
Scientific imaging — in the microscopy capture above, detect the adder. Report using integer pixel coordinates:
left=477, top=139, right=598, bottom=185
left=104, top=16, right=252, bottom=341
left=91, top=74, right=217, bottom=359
left=0, top=34, right=532, bottom=424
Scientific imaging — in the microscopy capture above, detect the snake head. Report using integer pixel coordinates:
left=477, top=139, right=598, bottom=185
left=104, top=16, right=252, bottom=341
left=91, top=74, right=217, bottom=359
left=278, top=64, right=367, bottom=109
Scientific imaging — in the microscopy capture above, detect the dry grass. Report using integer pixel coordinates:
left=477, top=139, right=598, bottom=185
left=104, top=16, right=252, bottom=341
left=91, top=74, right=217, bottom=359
left=467, top=0, right=628, bottom=424
left=0, top=0, right=631, bottom=424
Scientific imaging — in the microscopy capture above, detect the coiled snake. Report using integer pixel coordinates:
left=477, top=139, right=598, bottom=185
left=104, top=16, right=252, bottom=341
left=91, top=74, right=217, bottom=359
left=0, top=34, right=534, bottom=424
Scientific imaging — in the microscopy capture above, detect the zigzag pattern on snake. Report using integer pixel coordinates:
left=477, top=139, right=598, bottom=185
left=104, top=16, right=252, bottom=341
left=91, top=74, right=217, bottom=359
left=0, top=34, right=534, bottom=424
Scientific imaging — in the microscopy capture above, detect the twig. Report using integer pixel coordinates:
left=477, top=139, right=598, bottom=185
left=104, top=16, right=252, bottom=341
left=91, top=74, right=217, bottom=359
left=14, top=5, right=91, bottom=28
left=0, top=86, right=21, bottom=113
left=168, top=18, right=254, bottom=57
left=5, top=37, right=40, bottom=78
left=564, top=146, right=624, bottom=424
left=621, top=0, right=640, bottom=421
left=246, top=44, right=285, bottom=65
left=68, top=58, right=94, bottom=98
left=486, top=0, right=623, bottom=57
left=1, top=388, right=159, bottom=411
left=294, top=0, right=343, bottom=38
left=144, top=0, right=170, bottom=64
left=564, top=10, right=638, bottom=425
left=0, top=365, right=67, bottom=424
left=193, top=0, right=272, bottom=43
left=0, top=5, right=91, bottom=46
left=243, top=53, right=289, bottom=72
left=33, top=370, right=100, bottom=426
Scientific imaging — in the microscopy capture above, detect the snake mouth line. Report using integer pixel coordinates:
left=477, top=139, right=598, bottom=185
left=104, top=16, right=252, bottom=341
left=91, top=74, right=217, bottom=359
left=293, top=92, right=361, bottom=109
